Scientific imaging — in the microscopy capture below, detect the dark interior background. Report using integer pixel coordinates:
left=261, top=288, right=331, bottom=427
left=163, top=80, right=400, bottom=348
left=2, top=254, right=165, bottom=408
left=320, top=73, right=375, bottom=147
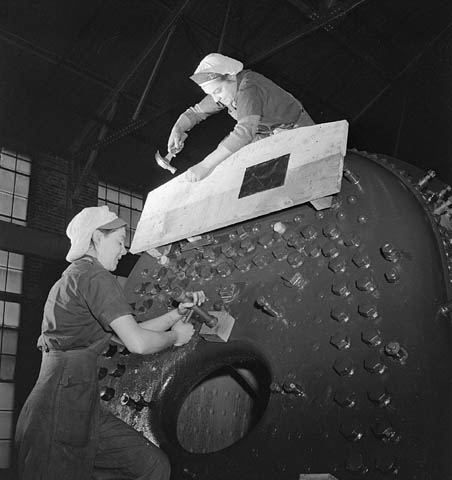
left=1, top=0, right=452, bottom=194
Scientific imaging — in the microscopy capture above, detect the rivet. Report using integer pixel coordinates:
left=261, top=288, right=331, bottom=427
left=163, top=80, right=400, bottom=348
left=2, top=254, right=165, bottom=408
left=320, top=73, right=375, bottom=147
left=293, top=214, right=304, bottom=223
left=347, top=195, right=358, bottom=205
left=336, top=211, right=346, bottom=221
left=357, top=214, right=368, bottom=224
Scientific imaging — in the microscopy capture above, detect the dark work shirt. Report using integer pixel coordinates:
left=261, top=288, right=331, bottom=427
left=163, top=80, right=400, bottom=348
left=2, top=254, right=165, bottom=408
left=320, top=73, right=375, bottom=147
left=37, top=256, right=133, bottom=351
left=182, top=70, right=313, bottom=153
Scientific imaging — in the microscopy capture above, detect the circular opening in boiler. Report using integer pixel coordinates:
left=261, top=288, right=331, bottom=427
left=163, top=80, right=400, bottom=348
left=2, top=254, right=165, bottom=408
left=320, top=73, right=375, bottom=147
left=176, top=360, right=271, bottom=453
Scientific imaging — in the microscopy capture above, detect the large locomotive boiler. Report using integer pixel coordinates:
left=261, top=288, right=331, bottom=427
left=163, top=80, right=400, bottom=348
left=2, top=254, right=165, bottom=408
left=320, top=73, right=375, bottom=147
left=98, top=150, right=452, bottom=480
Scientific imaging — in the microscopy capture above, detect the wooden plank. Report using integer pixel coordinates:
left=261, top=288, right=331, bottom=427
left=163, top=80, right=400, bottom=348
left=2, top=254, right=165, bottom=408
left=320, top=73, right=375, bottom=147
left=130, top=120, right=348, bottom=254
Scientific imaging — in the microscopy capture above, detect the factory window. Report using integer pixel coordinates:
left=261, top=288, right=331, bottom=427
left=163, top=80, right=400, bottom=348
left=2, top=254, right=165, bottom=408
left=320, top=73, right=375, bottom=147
left=0, top=148, right=31, bottom=226
left=0, top=250, right=23, bottom=468
left=98, top=181, right=143, bottom=248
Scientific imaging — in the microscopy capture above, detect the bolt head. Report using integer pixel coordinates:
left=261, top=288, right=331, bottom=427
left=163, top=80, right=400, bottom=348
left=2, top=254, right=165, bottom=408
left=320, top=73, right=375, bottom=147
left=331, top=307, right=350, bottom=323
left=322, top=241, right=340, bottom=258
left=361, top=328, right=382, bottom=347
left=301, top=225, right=318, bottom=240
left=356, top=275, right=377, bottom=292
left=364, top=356, right=387, bottom=374
left=368, top=387, right=391, bottom=407
left=385, top=268, right=400, bottom=283
left=323, top=223, right=339, bottom=239
left=334, top=390, right=357, bottom=408
left=352, top=252, right=371, bottom=269
left=329, top=257, right=347, bottom=273
left=333, top=357, right=355, bottom=376
left=358, top=303, right=379, bottom=319
left=330, top=333, right=351, bottom=350
left=332, top=278, right=351, bottom=297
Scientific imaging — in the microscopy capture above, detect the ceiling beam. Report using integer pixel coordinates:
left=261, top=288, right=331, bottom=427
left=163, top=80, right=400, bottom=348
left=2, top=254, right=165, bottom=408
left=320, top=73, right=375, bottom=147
left=287, top=0, right=389, bottom=78
left=352, top=18, right=452, bottom=123
left=0, top=26, right=154, bottom=109
left=247, top=0, right=369, bottom=66
left=68, top=0, right=193, bottom=156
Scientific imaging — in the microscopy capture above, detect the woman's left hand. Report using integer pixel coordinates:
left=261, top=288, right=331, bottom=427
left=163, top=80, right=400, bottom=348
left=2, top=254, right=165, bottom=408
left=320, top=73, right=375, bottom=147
left=177, top=291, right=207, bottom=315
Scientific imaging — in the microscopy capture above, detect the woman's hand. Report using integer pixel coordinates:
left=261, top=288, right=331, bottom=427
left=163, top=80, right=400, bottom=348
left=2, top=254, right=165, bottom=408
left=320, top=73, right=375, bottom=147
left=171, top=320, right=195, bottom=346
left=177, top=290, right=206, bottom=315
left=168, top=127, right=188, bottom=155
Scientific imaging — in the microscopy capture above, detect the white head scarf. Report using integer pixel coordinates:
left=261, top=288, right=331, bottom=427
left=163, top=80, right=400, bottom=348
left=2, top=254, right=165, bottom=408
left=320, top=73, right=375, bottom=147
left=190, top=53, right=244, bottom=86
left=65, top=205, right=127, bottom=262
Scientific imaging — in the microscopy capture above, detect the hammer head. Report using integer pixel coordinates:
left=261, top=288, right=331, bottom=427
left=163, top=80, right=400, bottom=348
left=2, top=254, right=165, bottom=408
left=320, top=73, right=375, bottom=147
left=199, top=310, right=235, bottom=342
left=155, top=150, right=177, bottom=174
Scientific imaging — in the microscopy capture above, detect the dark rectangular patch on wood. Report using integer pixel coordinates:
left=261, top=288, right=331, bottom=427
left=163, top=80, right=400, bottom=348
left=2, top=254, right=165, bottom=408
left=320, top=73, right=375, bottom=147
left=238, top=153, right=290, bottom=199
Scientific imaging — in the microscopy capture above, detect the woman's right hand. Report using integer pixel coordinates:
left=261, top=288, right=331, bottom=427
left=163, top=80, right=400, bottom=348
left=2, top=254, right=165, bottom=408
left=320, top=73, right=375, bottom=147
left=171, top=320, right=194, bottom=346
left=168, top=126, right=188, bottom=155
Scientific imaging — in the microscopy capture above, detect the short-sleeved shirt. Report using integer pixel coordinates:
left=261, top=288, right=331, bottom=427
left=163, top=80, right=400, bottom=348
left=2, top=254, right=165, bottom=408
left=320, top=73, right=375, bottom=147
left=37, top=255, right=133, bottom=351
left=182, top=69, right=314, bottom=153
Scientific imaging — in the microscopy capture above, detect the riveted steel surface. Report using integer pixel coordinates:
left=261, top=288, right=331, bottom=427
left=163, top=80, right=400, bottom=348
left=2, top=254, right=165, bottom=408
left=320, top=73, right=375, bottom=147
left=98, top=151, right=452, bottom=480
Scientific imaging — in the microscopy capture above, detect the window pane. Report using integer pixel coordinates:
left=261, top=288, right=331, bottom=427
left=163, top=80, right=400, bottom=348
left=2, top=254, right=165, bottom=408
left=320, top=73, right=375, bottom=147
left=8, top=252, right=23, bottom=270
left=106, top=188, right=118, bottom=203
left=0, top=439, right=12, bottom=468
left=131, top=196, right=142, bottom=210
left=0, top=411, right=13, bottom=439
left=16, top=159, right=31, bottom=175
left=0, top=383, right=14, bottom=409
left=0, top=153, right=15, bottom=170
left=14, top=174, right=29, bottom=196
left=6, top=269, right=22, bottom=294
left=12, top=196, right=28, bottom=220
left=1, top=330, right=18, bottom=355
left=118, top=206, right=130, bottom=225
left=4, top=302, right=20, bottom=328
left=0, top=170, right=14, bottom=194
left=0, top=251, right=7, bottom=267
left=0, top=302, right=3, bottom=323
left=0, top=267, right=6, bottom=291
left=0, top=192, right=12, bottom=216
left=98, top=184, right=106, bottom=199
left=0, top=355, right=16, bottom=381
left=131, top=210, right=141, bottom=229
left=119, top=192, right=130, bottom=207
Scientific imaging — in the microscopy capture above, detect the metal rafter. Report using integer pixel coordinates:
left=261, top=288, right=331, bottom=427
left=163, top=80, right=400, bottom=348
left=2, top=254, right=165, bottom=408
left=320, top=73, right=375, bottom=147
left=352, top=18, right=452, bottom=123
left=287, top=0, right=389, bottom=77
left=247, top=0, right=369, bottom=66
left=68, top=0, right=193, bottom=156
left=217, top=0, right=233, bottom=53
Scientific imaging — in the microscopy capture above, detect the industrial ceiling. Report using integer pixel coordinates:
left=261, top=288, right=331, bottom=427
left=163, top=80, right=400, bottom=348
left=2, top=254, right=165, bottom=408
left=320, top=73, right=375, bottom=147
left=1, top=0, right=451, bottom=193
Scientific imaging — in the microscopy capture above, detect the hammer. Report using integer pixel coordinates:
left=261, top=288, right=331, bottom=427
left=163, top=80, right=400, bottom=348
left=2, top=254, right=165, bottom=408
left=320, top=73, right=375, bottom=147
left=155, top=150, right=177, bottom=174
left=171, top=287, right=235, bottom=342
